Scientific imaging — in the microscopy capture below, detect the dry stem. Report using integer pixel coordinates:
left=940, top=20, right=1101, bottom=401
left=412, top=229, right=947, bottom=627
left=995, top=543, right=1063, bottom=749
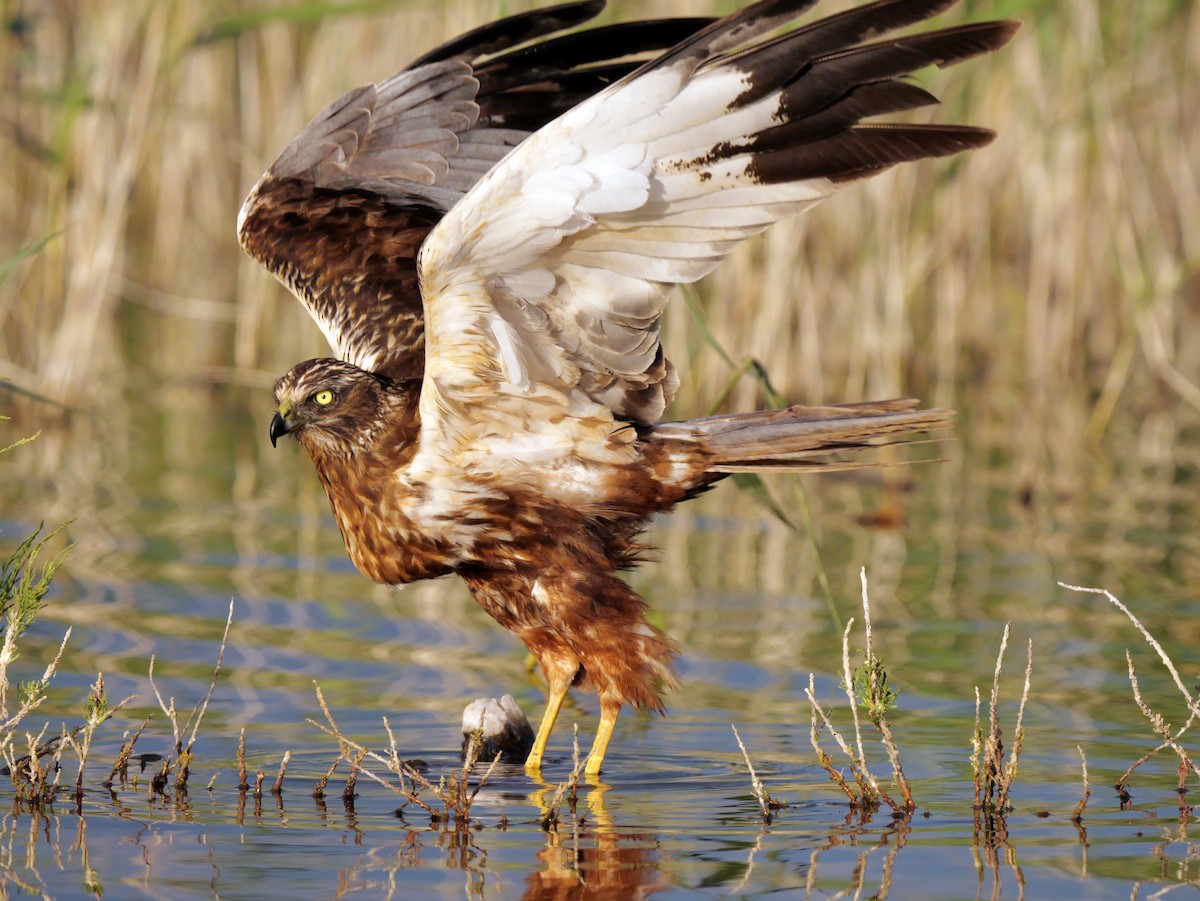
left=1061, top=583, right=1200, bottom=793
left=105, top=715, right=151, bottom=787
left=237, top=727, right=249, bottom=792
left=1122, top=653, right=1200, bottom=783
left=839, top=618, right=872, bottom=794
left=995, top=639, right=1033, bottom=813
left=1059, top=583, right=1199, bottom=722
left=0, top=628, right=72, bottom=735
left=808, top=674, right=856, bottom=804
left=541, top=728, right=587, bottom=833
left=859, top=569, right=913, bottom=813
left=271, top=750, right=291, bottom=795
left=1073, top=746, right=1090, bottom=823
left=310, top=682, right=436, bottom=815
left=731, top=724, right=776, bottom=818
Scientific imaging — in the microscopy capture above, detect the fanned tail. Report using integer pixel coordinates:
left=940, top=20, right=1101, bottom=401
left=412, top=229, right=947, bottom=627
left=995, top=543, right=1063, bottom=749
left=656, top=398, right=952, bottom=473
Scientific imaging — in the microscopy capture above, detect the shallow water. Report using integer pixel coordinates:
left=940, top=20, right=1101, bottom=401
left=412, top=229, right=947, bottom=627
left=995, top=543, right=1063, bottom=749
left=2, top=374, right=1199, bottom=900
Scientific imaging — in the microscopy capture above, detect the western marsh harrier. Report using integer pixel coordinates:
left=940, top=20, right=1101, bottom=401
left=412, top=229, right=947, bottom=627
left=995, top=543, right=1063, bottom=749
left=241, top=0, right=1016, bottom=775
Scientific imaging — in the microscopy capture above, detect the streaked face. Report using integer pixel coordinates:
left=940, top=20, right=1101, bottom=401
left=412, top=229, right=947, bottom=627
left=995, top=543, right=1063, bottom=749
left=270, top=358, right=387, bottom=457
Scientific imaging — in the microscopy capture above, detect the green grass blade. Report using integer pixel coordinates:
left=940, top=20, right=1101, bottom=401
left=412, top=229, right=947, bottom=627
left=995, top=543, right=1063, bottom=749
left=0, top=380, right=74, bottom=411
left=0, top=232, right=60, bottom=291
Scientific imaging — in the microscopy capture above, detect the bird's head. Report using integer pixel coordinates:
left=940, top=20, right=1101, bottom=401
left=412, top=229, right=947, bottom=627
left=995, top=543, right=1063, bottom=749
left=270, top=358, right=408, bottom=459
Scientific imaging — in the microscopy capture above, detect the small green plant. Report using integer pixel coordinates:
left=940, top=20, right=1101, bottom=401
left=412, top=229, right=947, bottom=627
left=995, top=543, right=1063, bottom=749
left=0, top=523, right=70, bottom=651
left=67, top=674, right=111, bottom=799
left=808, top=570, right=914, bottom=815
left=0, top=420, right=137, bottom=804
left=0, top=421, right=75, bottom=788
left=852, top=653, right=900, bottom=727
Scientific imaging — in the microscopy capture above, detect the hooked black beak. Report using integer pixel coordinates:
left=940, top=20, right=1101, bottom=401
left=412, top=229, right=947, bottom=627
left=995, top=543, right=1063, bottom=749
left=269, top=411, right=293, bottom=448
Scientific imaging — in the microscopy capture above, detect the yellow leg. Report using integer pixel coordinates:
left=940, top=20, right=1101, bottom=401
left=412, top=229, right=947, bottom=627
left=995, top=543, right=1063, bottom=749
left=584, top=699, right=621, bottom=777
left=585, top=781, right=613, bottom=827
left=525, top=664, right=574, bottom=774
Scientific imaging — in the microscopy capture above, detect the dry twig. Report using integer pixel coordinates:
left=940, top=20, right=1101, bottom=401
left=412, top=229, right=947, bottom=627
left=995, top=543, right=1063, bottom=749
left=731, top=724, right=782, bottom=818
left=972, top=624, right=1033, bottom=847
left=1061, top=583, right=1200, bottom=796
left=541, top=728, right=587, bottom=833
left=105, top=715, right=152, bottom=788
left=1073, top=746, right=1090, bottom=823
left=272, top=750, right=291, bottom=795
left=237, top=727, right=249, bottom=792
left=309, top=682, right=437, bottom=815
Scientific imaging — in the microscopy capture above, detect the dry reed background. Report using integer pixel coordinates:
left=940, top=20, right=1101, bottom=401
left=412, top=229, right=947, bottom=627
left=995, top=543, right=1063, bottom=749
left=2, top=0, right=1195, bottom=407
left=1, top=0, right=1198, bottom=600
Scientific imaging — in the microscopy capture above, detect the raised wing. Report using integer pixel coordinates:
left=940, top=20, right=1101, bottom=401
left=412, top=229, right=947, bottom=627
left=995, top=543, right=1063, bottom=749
left=417, top=0, right=1018, bottom=434
left=238, top=1, right=713, bottom=381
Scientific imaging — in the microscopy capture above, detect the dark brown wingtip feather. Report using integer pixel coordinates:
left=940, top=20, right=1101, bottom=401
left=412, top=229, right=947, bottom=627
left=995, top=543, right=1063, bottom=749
left=411, top=11, right=720, bottom=134
left=473, top=17, right=719, bottom=128
left=749, top=124, right=997, bottom=185
left=409, top=0, right=606, bottom=67
left=477, top=18, right=718, bottom=77
left=780, top=0, right=963, bottom=51
left=634, top=0, right=820, bottom=75
left=883, top=19, right=1022, bottom=68
left=748, top=80, right=940, bottom=152
left=714, top=2, right=1019, bottom=106
left=743, top=19, right=1020, bottom=115
left=724, top=0, right=957, bottom=76
left=692, top=7, right=1018, bottom=188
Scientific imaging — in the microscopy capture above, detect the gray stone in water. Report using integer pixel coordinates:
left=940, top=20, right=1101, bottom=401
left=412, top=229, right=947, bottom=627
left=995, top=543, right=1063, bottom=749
left=461, top=694, right=534, bottom=763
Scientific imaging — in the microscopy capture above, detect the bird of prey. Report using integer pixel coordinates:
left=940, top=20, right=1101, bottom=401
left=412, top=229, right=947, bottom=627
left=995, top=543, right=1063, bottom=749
left=240, top=0, right=1016, bottom=776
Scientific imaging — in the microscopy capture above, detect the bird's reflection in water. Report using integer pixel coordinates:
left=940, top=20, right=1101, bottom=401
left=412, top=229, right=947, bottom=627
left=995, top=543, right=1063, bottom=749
left=522, top=783, right=668, bottom=901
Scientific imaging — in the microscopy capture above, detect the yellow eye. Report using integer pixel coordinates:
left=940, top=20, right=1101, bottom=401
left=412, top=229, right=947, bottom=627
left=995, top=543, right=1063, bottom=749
left=313, top=390, right=334, bottom=406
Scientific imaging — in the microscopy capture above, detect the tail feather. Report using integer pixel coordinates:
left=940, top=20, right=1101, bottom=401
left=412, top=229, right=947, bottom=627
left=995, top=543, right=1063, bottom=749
left=656, top=398, right=952, bottom=474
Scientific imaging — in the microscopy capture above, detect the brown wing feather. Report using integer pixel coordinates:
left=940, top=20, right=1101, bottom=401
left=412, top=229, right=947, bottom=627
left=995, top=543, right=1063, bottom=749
left=238, top=3, right=714, bottom=382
